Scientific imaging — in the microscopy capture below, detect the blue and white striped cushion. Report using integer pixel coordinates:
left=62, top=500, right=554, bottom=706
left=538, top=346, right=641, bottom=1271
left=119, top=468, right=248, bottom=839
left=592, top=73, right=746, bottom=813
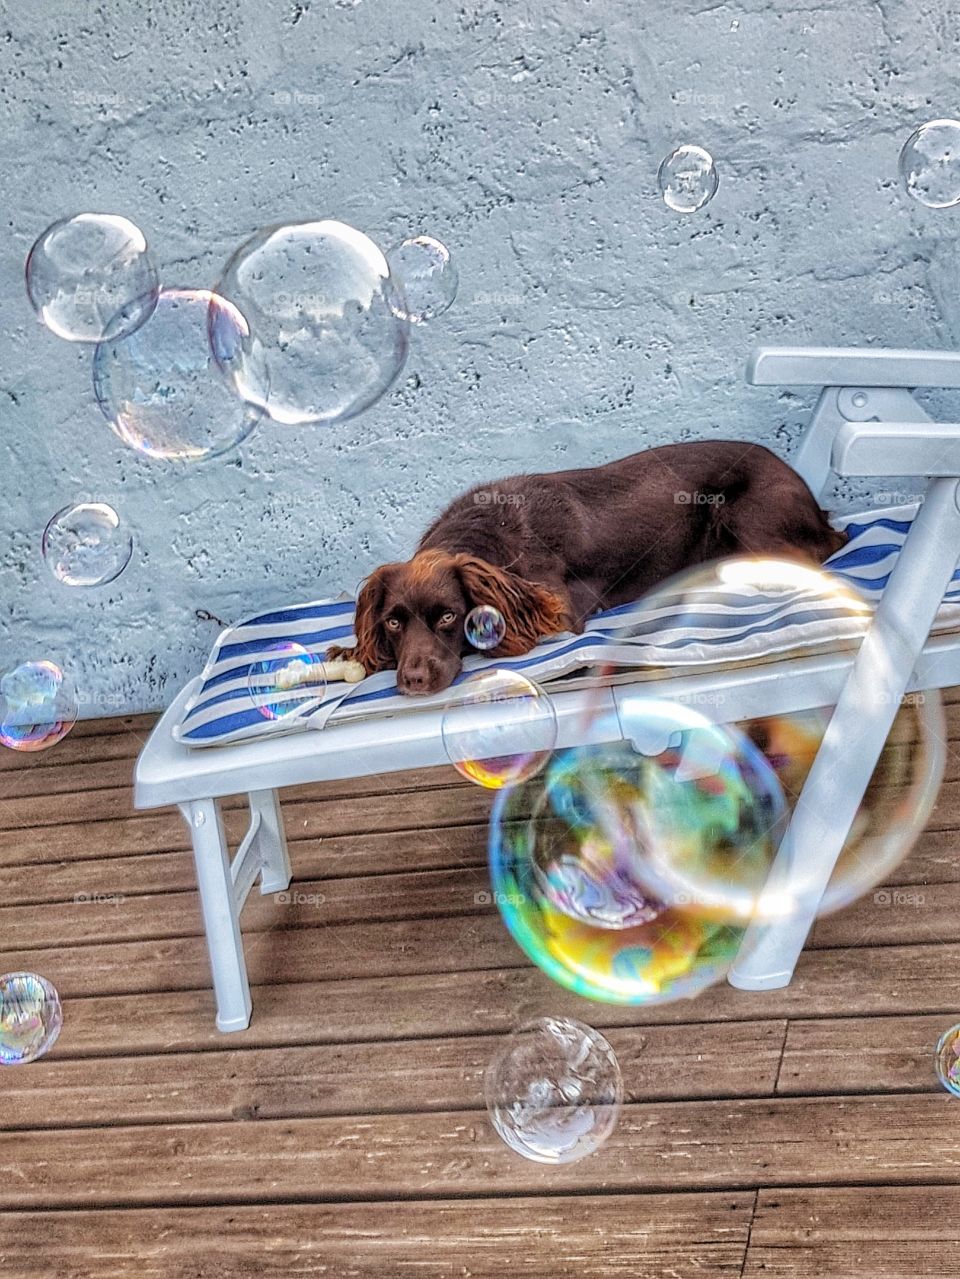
left=174, top=503, right=960, bottom=748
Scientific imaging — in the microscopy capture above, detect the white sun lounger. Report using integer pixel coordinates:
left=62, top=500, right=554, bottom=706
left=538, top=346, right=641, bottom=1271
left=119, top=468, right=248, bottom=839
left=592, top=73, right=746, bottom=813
left=134, top=345, right=960, bottom=1031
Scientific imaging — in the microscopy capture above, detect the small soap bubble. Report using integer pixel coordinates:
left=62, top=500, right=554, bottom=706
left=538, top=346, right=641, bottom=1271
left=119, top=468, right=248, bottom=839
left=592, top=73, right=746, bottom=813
left=485, top=1016, right=622, bottom=1163
left=0, top=972, right=63, bottom=1065
left=899, top=120, right=960, bottom=208
left=247, top=641, right=328, bottom=722
left=0, top=661, right=78, bottom=753
left=42, top=501, right=133, bottom=587
left=936, top=1023, right=960, bottom=1097
left=93, top=287, right=262, bottom=461
left=386, top=235, right=459, bottom=323
left=464, top=604, right=506, bottom=651
left=441, top=669, right=557, bottom=789
left=658, top=145, right=719, bottom=213
left=214, top=220, right=409, bottom=425
left=25, top=213, right=159, bottom=342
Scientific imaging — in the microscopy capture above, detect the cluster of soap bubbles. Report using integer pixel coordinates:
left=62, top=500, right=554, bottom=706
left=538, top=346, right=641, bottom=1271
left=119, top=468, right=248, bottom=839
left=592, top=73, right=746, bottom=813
left=16, top=212, right=459, bottom=748
left=659, top=117, right=960, bottom=217
left=27, top=213, right=458, bottom=457
left=446, top=558, right=939, bottom=1011
left=0, top=972, right=63, bottom=1065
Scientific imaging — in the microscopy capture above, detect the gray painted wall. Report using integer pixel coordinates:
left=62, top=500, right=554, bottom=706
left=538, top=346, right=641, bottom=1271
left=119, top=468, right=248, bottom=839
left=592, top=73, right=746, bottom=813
left=1, top=0, right=958, bottom=716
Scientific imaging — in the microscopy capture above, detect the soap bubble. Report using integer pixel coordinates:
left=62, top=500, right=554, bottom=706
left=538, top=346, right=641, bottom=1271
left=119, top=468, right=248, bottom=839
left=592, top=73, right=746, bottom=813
left=441, top=669, right=557, bottom=788
left=526, top=709, right=788, bottom=929
left=0, top=661, right=78, bottom=752
left=25, top=213, right=159, bottom=342
left=386, top=235, right=458, bottom=323
left=464, top=604, right=506, bottom=651
left=746, top=699, right=941, bottom=916
left=597, top=558, right=940, bottom=919
left=936, top=1023, right=960, bottom=1097
left=93, top=287, right=262, bottom=461
left=214, top=220, right=409, bottom=425
left=0, top=973, right=63, bottom=1065
left=658, top=145, right=719, bottom=213
left=490, top=772, right=746, bottom=1005
left=247, top=641, right=328, bottom=721
left=899, top=120, right=960, bottom=208
left=485, top=1017, right=622, bottom=1163
left=42, top=501, right=133, bottom=587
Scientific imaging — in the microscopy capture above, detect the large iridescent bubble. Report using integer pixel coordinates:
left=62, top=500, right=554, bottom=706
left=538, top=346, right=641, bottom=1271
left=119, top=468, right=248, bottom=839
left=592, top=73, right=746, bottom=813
left=93, top=287, right=262, bottom=461
left=213, top=220, right=409, bottom=425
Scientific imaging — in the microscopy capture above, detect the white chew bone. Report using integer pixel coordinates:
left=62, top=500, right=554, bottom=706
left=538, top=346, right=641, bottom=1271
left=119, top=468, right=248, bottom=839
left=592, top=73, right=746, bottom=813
left=276, top=658, right=365, bottom=690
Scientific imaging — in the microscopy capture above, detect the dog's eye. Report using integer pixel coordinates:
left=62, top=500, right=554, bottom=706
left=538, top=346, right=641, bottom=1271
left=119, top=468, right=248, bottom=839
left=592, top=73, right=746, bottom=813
left=438, top=611, right=456, bottom=627
left=384, top=618, right=401, bottom=631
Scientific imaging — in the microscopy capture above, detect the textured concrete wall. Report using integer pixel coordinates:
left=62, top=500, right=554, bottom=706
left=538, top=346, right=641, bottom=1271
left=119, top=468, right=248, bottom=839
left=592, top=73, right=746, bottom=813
left=1, top=0, right=958, bottom=716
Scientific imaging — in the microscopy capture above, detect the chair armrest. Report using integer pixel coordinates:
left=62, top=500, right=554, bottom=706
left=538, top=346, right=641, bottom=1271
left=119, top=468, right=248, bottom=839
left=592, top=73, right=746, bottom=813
left=832, top=420, right=960, bottom=477
left=747, top=346, right=960, bottom=389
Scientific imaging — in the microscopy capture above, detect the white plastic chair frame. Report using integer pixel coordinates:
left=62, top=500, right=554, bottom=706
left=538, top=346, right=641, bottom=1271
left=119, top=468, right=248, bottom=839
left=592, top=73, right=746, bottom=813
left=134, top=346, right=960, bottom=1030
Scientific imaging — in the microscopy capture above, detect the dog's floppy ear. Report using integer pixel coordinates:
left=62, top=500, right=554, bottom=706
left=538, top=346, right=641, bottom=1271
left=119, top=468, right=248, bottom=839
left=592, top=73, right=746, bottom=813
left=453, top=555, right=570, bottom=655
left=328, top=569, right=394, bottom=673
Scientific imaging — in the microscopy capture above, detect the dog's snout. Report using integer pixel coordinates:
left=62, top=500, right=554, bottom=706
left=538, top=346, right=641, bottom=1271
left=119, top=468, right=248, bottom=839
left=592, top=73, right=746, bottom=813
left=400, top=666, right=431, bottom=693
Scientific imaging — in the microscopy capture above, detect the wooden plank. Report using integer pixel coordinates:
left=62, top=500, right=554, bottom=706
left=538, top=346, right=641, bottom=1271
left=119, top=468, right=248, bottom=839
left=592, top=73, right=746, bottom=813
left=4, top=805, right=960, bottom=917
left=0, top=1020, right=785, bottom=1130
left=0, top=785, right=495, bottom=866
left=0, top=823, right=490, bottom=907
left=0, top=1192, right=755, bottom=1279
left=3, top=1094, right=960, bottom=1208
left=745, top=1186, right=960, bottom=1278
left=812, top=878, right=960, bottom=948
left=777, top=1012, right=953, bottom=1096
left=0, top=865, right=494, bottom=951
left=0, top=911, right=519, bottom=997
left=37, top=941, right=957, bottom=1060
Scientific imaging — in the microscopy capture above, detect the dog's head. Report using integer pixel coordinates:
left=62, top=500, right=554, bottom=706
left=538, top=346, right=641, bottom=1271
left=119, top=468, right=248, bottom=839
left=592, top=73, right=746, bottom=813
left=349, top=550, right=570, bottom=695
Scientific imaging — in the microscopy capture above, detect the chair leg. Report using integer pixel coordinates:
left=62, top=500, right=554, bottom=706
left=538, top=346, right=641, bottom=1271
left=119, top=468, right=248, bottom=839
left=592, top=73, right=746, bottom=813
left=729, top=475, right=960, bottom=991
left=249, top=788, right=292, bottom=894
left=179, top=798, right=252, bottom=1033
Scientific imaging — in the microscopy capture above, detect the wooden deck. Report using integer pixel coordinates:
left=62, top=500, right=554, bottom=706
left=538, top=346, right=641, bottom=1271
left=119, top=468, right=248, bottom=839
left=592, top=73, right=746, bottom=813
left=3, top=703, right=960, bottom=1277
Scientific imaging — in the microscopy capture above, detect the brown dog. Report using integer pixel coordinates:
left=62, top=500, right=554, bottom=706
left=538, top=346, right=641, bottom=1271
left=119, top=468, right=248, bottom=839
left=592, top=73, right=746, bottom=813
left=329, top=442, right=844, bottom=695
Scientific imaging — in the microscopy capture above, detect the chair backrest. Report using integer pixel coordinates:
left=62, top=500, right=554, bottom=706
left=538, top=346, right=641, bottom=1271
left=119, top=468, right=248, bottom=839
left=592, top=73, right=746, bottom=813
left=747, top=345, right=960, bottom=499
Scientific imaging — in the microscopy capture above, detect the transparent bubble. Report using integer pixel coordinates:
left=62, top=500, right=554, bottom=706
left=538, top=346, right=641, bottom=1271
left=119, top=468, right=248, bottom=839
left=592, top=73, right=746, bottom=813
left=464, top=604, right=506, bottom=651
left=0, top=972, right=63, bottom=1065
left=899, top=120, right=960, bottom=209
left=386, top=235, right=458, bottom=324
left=658, top=144, right=719, bottom=213
left=0, top=661, right=78, bottom=753
left=247, top=641, right=328, bottom=721
left=42, top=501, right=133, bottom=587
left=214, top=220, right=409, bottom=425
left=484, top=1017, right=622, bottom=1163
left=441, top=669, right=557, bottom=789
left=93, top=287, right=262, bottom=461
left=25, top=213, right=159, bottom=342
left=936, top=1023, right=960, bottom=1097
